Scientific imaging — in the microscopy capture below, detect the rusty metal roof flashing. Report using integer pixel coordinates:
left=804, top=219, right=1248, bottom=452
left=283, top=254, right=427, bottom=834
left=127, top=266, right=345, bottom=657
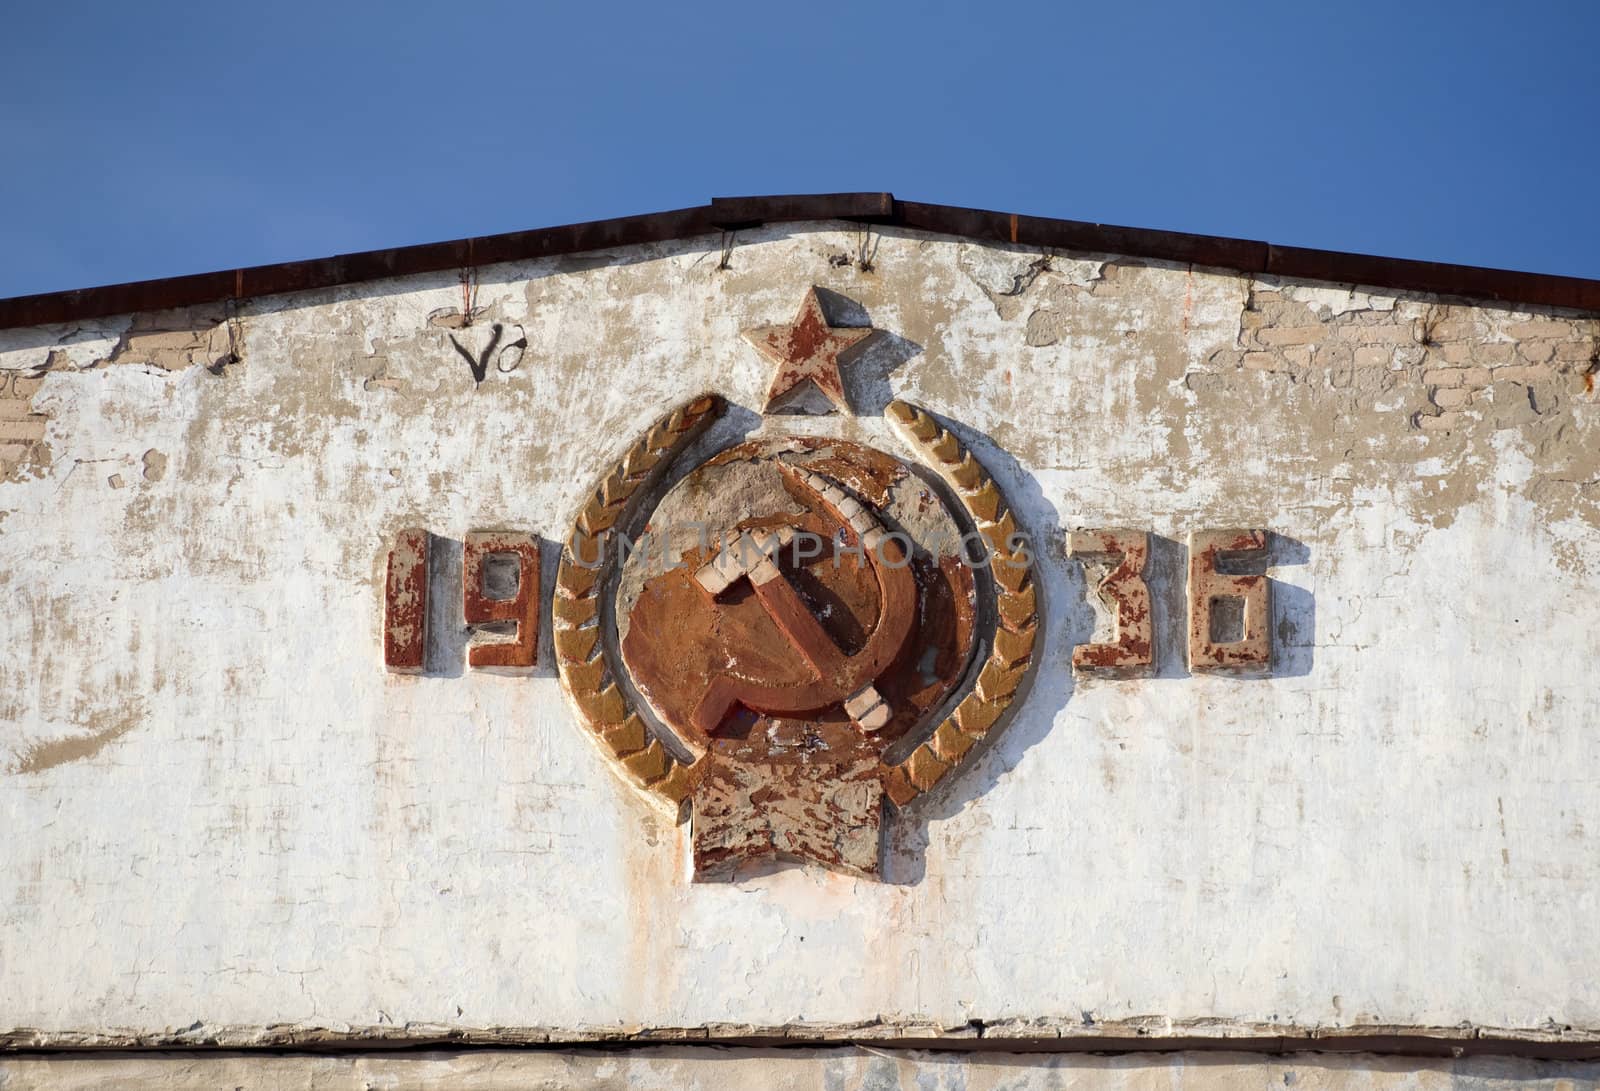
left=3, top=192, right=1597, bottom=329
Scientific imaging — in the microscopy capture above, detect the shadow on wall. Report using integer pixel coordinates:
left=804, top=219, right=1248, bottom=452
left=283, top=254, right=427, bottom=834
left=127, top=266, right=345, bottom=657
left=883, top=410, right=1316, bottom=884
left=816, top=284, right=923, bottom=417
left=1268, top=533, right=1315, bottom=678
left=386, top=281, right=1315, bottom=885
left=881, top=409, right=1078, bottom=885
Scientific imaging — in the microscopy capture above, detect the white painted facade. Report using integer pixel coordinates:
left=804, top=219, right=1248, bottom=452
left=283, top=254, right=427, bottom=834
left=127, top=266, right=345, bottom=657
left=0, top=222, right=1597, bottom=1072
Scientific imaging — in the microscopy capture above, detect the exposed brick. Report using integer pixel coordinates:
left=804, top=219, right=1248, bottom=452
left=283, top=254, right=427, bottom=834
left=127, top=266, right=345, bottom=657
left=1423, top=369, right=1464, bottom=388
left=1430, top=319, right=1480, bottom=341
left=1393, top=344, right=1427, bottom=368
left=1507, top=319, right=1574, bottom=340
left=1462, top=367, right=1492, bottom=386
left=1283, top=346, right=1313, bottom=368
left=1493, top=364, right=1556, bottom=383
left=1554, top=340, right=1597, bottom=362
left=1433, top=387, right=1472, bottom=409
left=0, top=399, right=38, bottom=419
left=1354, top=346, right=1392, bottom=369
left=1257, top=325, right=1326, bottom=347
left=10, top=376, right=44, bottom=398
left=1313, top=342, right=1353, bottom=368
left=1518, top=340, right=1556, bottom=364
left=1440, top=342, right=1475, bottom=364
left=1341, top=323, right=1416, bottom=345
left=1477, top=342, right=1516, bottom=365
left=0, top=442, right=31, bottom=462
left=1242, top=352, right=1286, bottom=372
left=0, top=418, right=46, bottom=442
left=1419, top=411, right=1465, bottom=431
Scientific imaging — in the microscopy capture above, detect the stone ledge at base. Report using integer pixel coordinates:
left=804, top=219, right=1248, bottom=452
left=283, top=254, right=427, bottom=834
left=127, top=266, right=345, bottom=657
left=3, top=1046, right=1600, bottom=1090
left=6, top=1020, right=1600, bottom=1062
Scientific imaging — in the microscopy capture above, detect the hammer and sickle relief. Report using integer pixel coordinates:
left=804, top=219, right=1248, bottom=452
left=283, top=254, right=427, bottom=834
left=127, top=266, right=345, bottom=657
left=683, top=465, right=918, bottom=739
left=384, top=287, right=1270, bottom=881
left=552, top=399, right=1039, bottom=881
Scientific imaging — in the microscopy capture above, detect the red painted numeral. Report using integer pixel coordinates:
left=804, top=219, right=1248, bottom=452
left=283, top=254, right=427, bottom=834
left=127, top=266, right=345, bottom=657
left=463, top=531, right=541, bottom=669
left=1188, top=529, right=1271, bottom=673
left=384, top=528, right=430, bottom=672
left=1068, top=528, right=1154, bottom=676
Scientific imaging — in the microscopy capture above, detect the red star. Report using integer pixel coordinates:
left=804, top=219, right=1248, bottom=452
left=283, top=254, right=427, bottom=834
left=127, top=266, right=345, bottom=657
left=743, top=287, right=873, bottom=413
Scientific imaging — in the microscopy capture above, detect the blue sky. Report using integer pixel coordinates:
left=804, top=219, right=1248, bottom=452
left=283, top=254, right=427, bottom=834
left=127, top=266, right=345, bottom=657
left=1, top=2, right=1596, bottom=299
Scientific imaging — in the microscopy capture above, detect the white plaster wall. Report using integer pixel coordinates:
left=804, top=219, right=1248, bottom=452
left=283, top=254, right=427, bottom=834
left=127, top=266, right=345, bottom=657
left=0, top=223, right=1596, bottom=1041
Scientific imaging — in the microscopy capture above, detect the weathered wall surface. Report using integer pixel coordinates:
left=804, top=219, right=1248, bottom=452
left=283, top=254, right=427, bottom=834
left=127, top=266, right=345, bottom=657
left=5, top=1047, right=1600, bottom=1090
left=1, top=222, right=1598, bottom=1050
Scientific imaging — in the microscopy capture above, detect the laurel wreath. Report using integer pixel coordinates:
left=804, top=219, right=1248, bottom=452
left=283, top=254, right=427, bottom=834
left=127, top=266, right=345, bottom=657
left=879, top=399, right=1039, bottom=807
left=554, top=393, right=1038, bottom=814
left=553, top=394, right=725, bottom=806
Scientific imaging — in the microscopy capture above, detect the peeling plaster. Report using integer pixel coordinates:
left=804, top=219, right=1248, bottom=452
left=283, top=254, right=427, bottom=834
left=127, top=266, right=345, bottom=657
left=1, top=222, right=1599, bottom=1051
left=10, top=704, right=145, bottom=775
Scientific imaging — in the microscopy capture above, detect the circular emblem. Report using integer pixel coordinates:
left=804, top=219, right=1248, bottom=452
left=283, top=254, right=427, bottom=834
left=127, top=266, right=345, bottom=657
left=553, top=396, right=1039, bottom=879
left=618, top=437, right=979, bottom=761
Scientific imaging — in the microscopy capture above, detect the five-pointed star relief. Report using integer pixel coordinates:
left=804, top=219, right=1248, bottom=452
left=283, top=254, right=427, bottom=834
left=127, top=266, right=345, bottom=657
left=742, top=287, right=873, bottom=413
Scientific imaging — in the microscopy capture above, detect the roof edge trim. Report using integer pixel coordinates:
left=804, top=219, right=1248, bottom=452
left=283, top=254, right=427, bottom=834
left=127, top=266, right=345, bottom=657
left=2, top=193, right=1597, bottom=329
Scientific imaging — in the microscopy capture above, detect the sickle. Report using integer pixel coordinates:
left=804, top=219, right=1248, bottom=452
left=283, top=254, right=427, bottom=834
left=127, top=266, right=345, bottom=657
left=689, top=464, right=917, bottom=736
